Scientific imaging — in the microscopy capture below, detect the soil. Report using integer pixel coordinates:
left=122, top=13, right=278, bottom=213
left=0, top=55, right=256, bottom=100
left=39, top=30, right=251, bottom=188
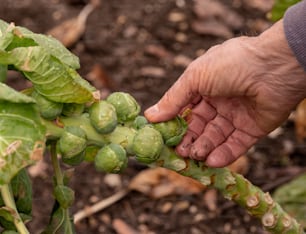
left=1, top=0, right=306, bottom=233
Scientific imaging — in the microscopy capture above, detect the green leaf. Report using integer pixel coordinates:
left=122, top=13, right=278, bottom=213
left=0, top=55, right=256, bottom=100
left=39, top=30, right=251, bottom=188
left=0, top=47, right=96, bottom=103
left=0, top=27, right=14, bottom=51
left=0, top=83, right=35, bottom=103
left=0, top=19, right=79, bottom=68
left=0, top=169, right=33, bottom=230
left=1, top=230, right=19, bottom=234
left=16, top=26, right=80, bottom=69
left=0, top=213, right=31, bottom=232
left=269, top=0, right=301, bottom=21
left=0, top=101, right=46, bottom=185
left=42, top=206, right=75, bottom=234
left=11, top=169, right=32, bottom=215
left=0, top=20, right=9, bottom=35
left=0, top=207, right=14, bottom=223
left=273, top=172, right=306, bottom=228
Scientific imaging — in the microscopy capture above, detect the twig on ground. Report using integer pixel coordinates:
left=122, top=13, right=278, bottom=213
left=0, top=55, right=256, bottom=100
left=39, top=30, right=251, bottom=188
left=73, top=188, right=129, bottom=223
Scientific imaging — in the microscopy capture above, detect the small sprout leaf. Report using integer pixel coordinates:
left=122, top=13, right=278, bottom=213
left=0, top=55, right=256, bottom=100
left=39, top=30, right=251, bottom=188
left=62, top=103, right=85, bottom=117
left=62, top=151, right=85, bottom=166
left=153, top=116, right=187, bottom=146
left=31, top=90, right=63, bottom=120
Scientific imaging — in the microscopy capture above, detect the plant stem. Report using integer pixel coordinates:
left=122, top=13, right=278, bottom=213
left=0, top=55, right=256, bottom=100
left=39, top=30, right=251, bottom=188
left=49, top=142, right=75, bottom=233
left=155, top=147, right=304, bottom=234
left=50, top=142, right=64, bottom=186
left=0, top=64, right=7, bottom=83
left=0, top=184, right=29, bottom=234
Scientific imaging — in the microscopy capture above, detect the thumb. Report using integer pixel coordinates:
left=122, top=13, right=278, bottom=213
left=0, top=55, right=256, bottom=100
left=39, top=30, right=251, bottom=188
left=144, top=71, right=197, bottom=122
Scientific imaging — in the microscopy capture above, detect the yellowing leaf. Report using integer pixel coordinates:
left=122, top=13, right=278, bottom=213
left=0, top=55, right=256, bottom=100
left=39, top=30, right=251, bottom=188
left=0, top=101, right=45, bottom=184
left=129, top=167, right=205, bottom=199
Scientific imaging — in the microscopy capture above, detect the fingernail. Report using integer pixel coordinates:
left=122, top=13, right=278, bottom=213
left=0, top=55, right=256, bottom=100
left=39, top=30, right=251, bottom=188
left=145, top=104, right=159, bottom=116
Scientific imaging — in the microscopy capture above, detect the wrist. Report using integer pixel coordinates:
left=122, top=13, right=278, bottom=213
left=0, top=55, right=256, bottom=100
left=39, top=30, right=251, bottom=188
left=252, top=20, right=306, bottom=101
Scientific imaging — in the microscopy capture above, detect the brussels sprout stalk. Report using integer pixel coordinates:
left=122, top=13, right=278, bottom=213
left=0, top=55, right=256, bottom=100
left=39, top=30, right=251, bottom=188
left=154, top=147, right=304, bottom=234
left=41, top=114, right=304, bottom=234
left=42, top=114, right=137, bottom=149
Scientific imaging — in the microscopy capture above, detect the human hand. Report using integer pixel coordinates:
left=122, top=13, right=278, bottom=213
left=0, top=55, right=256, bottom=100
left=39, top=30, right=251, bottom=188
left=144, top=20, right=306, bottom=167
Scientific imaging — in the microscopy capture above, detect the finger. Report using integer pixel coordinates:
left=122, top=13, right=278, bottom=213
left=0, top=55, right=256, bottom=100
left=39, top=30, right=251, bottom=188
left=176, top=100, right=217, bottom=157
left=191, top=99, right=216, bottom=121
left=189, top=115, right=234, bottom=160
left=144, top=70, right=198, bottom=122
left=175, top=130, right=197, bottom=157
left=205, top=130, right=258, bottom=167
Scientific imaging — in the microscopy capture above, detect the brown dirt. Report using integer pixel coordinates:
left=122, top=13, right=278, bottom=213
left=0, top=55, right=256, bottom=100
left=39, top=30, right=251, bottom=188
left=1, top=0, right=306, bottom=233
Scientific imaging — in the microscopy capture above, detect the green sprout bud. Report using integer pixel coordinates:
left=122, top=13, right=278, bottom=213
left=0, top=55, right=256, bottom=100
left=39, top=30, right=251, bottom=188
left=62, top=151, right=85, bottom=166
left=153, top=116, right=187, bottom=146
left=54, top=185, right=75, bottom=209
left=31, top=90, right=63, bottom=119
left=89, top=100, right=117, bottom=134
left=95, top=143, right=128, bottom=174
left=132, top=125, right=164, bottom=164
left=133, top=116, right=148, bottom=130
left=58, top=126, right=87, bottom=158
left=62, top=103, right=85, bottom=117
left=106, top=92, right=140, bottom=122
left=106, top=126, right=137, bottom=155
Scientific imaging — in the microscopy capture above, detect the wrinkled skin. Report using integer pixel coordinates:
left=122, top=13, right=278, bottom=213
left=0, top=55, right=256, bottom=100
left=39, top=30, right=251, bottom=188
left=145, top=20, right=306, bottom=167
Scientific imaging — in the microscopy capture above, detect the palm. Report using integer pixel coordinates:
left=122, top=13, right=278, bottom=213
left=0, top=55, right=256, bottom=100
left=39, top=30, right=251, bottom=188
left=177, top=92, right=294, bottom=167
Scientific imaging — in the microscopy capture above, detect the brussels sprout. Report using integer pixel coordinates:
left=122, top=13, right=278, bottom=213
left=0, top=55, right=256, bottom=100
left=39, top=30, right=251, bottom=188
left=106, top=126, right=137, bottom=155
left=62, top=103, right=85, bottom=117
left=31, top=90, right=63, bottom=119
left=62, top=151, right=85, bottom=166
left=153, top=116, right=187, bottom=146
left=95, top=143, right=128, bottom=173
left=54, top=185, right=75, bottom=209
left=58, top=126, right=87, bottom=158
left=106, top=92, right=140, bottom=123
left=89, top=100, right=117, bottom=134
left=132, top=125, right=164, bottom=164
left=133, top=115, right=148, bottom=130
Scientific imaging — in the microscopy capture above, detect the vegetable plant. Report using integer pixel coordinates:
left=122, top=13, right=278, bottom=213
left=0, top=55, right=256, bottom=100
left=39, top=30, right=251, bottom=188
left=0, top=19, right=304, bottom=234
